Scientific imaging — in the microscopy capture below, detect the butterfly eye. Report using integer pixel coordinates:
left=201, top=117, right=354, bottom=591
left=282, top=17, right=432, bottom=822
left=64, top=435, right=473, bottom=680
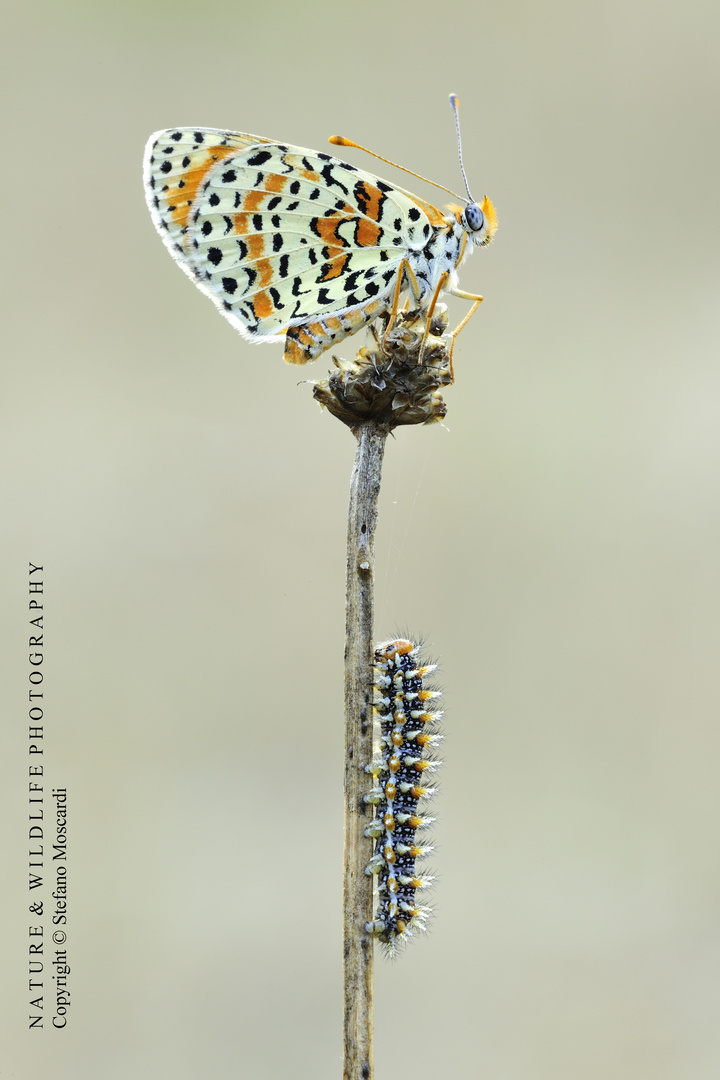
left=464, top=203, right=485, bottom=232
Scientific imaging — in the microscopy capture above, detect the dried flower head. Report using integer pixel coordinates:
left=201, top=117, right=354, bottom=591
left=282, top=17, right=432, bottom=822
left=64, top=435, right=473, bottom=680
left=313, top=307, right=454, bottom=429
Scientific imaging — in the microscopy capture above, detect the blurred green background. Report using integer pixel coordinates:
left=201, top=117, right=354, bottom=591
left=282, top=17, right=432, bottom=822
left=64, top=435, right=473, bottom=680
left=2, top=0, right=719, bottom=1076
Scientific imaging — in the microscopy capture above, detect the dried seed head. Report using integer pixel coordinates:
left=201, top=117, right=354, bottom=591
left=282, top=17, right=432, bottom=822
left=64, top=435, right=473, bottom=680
left=312, top=308, right=453, bottom=430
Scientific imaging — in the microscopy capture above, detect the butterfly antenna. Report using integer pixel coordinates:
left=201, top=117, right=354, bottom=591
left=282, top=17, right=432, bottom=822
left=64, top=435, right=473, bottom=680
left=449, top=93, right=474, bottom=205
left=328, top=135, right=464, bottom=202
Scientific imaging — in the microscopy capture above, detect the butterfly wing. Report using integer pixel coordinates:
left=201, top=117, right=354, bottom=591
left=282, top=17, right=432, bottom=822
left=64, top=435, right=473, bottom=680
left=144, top=128, right=443, bottom=346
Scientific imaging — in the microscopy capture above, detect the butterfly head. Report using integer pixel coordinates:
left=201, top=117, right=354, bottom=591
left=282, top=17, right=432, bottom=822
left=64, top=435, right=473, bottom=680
left=460, top=195, right=498, bottom=247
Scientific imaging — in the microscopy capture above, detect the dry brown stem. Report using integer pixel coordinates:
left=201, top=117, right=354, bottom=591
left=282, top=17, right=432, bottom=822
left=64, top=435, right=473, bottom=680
left=343, top=421, right=388, bottom=1080
left=338, top=311, right=454, bottom=1079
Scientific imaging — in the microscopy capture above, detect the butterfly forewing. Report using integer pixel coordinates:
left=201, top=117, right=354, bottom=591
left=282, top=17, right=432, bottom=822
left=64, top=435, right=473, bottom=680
left=144, top=128, right=439, bottom=342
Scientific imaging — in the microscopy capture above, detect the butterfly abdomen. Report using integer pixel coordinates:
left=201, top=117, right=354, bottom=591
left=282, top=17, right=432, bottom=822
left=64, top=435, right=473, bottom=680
left=283, top=300, right=388, bottom=364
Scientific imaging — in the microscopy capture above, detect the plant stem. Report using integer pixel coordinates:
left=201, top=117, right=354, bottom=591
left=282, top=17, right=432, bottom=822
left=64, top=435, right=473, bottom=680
left=343, top=420, right=390, bottom=1080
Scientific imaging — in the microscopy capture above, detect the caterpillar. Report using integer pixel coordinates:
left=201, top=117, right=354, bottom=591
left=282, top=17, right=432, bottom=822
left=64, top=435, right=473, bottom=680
left=365, top=639, right=443, bottom=953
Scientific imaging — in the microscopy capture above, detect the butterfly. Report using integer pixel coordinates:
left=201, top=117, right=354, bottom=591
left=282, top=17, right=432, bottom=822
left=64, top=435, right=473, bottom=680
left=143, top=94, right=497, bottom=368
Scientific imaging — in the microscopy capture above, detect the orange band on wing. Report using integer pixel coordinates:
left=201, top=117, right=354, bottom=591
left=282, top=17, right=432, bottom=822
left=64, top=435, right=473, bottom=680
left=254, top=258, right=273, bottom=287
left=247, top=234, right=265, bottom=259
left=242, top=189, right=266, bottom=212
left=320, top=251, right=350, bottom=280
left=253, top=290, right=274, bottom=319
left=356, top=219, right=382, bottom=247
left=168, top=144, right=238, bottom=229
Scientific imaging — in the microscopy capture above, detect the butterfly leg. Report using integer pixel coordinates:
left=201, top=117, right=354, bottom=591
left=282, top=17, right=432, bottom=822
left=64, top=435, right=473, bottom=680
left=416, top=271, right=450, bottom=366
left=445, top=287, right=484, bottom=380
left=382, top=259, right=423, bottom=343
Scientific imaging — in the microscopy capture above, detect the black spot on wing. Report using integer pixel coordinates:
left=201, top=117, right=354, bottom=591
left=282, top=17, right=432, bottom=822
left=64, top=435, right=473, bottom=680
left=247, top=149, right=273, bottom=166
left=343, top=269, right=363, bottom=292
left=319, top=162, right=349, bottom=195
